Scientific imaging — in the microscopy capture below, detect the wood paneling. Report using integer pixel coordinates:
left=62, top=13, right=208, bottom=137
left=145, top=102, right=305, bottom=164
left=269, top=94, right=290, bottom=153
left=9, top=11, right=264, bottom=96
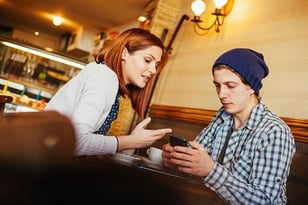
left=149, top=104, right=308, bottom=144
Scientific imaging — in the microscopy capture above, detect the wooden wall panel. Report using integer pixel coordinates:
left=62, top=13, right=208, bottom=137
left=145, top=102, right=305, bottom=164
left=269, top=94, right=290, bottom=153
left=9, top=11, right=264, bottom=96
left=149, top=104, right=308, bottom=144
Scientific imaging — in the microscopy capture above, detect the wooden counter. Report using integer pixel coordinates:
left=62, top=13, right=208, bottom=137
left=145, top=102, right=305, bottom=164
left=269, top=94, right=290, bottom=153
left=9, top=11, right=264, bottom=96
left=0, top=155, right=224, bottom=205
left=76, top=155, right=224, bottom=205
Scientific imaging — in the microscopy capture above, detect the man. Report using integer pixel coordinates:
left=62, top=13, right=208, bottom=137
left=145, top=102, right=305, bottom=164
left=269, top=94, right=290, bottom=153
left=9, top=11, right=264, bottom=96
left=162, top=48, right=295, bottom=204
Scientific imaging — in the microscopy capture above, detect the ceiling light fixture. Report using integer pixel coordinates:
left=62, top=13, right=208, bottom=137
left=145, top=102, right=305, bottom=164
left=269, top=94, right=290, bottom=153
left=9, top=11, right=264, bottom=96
left=53, top=16, right=63, bottom=26
left=0, top=40, right=86, bottom=69
left=137, top=15, right=148, bottom=23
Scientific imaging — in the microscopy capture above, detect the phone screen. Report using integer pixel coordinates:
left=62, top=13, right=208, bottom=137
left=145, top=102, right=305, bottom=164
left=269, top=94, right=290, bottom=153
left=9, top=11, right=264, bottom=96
left=169, top=135, right=189, bottom=147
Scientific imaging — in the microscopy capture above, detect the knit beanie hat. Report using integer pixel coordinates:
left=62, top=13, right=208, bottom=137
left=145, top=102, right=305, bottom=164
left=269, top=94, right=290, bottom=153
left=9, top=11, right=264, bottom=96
left=212, top=48, right=269, bottom=94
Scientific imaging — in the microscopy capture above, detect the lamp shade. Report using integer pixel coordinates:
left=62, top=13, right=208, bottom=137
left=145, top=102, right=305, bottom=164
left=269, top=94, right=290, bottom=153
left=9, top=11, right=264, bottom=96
left=191, top=0, right=206, bottom=16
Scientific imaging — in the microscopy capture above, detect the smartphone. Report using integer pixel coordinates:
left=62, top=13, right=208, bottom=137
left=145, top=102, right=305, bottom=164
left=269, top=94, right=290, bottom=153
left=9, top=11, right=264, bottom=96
left=169, top=135, right=189, bottom=147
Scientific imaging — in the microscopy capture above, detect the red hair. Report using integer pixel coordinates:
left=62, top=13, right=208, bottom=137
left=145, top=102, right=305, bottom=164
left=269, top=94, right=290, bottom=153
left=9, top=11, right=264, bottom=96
left=95, top=28, right=168, bottom=119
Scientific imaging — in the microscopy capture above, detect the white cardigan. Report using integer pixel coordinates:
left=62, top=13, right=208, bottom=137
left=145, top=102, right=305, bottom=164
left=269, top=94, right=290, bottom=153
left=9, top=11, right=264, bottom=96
left=46, top=62, right=119, bottom=155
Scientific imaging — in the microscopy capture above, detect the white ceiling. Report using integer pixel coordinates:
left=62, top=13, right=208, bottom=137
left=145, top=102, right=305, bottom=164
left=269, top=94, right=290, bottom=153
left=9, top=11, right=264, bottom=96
left=0, top=0, right=149, bottom=37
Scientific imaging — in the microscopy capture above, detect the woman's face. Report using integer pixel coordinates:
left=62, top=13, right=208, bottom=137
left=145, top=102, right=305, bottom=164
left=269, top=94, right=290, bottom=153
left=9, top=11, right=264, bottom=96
left=121, top=45, right=162, bottom=88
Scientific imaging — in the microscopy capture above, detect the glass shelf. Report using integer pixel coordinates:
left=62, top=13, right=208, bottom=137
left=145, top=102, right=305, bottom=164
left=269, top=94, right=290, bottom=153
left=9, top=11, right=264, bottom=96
left=0, top=35, right=87, bottom=101
left=0, top=35, right=87, bottom=111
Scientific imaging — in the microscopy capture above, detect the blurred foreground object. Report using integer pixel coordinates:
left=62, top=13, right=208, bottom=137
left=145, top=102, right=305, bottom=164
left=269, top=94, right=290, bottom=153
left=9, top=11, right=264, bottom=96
left=0, top=110, right=75, bottom=167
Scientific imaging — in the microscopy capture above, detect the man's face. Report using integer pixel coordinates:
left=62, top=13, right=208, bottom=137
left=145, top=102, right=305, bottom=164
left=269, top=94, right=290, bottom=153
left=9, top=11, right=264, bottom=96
left=213, top=68, right=255, bottom=115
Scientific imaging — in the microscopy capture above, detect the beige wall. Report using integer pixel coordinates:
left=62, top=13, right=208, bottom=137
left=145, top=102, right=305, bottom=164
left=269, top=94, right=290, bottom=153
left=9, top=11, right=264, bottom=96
left=151, top=0, right=308, bottom=119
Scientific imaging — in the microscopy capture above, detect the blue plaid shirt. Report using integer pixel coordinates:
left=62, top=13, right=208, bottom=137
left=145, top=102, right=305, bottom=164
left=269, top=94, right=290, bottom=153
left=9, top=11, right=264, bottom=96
left=195, top=101, right=295, bottom=204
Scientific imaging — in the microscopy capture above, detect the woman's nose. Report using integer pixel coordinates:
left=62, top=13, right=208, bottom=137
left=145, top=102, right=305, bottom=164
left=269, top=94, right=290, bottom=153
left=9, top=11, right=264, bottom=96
left=149, top=63, right=157, bottom=74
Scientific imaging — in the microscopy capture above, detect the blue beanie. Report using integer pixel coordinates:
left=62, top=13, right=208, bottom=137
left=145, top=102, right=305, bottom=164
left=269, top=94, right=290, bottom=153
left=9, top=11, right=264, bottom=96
left=212, top=48, right=269, bottom=94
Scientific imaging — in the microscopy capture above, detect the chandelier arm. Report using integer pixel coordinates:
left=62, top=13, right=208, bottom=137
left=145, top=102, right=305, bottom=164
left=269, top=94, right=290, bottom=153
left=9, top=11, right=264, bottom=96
left=215, top=21, right=220, bottom=32
left=217, top=15, right=225, bottom=26
left=195, top=18, right=216, bottom=31
left=194, top=24, right=210, bottom=36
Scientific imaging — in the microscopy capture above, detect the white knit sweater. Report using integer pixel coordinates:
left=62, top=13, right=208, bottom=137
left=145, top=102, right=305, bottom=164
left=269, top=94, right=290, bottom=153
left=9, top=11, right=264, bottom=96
left=46, top=62, right=119, bottom=155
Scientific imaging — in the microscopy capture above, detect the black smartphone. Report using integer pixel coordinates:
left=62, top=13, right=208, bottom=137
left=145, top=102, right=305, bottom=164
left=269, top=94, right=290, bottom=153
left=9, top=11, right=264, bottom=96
left=169, top=135, right=189, bottom=147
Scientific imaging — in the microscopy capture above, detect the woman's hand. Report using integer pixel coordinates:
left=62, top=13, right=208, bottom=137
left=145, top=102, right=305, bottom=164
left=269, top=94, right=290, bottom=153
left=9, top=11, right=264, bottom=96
left=164, top=141, right=215, bottom=177
left=118, top=117, right=172, bottom=150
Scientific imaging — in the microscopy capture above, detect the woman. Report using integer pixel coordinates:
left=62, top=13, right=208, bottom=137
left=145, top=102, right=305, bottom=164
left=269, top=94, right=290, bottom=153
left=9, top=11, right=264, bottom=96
left=46, top=28, right=172, bottom=156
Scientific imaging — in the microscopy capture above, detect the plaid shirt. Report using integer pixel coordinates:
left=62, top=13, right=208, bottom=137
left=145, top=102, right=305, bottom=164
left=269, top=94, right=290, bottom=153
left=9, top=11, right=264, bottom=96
left=195, top=102, right=295, bottom=204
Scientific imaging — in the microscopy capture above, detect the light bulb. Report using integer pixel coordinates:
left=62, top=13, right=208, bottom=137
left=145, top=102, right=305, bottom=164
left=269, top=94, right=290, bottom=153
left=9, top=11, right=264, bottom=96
left=213, top=0, right=228, bottom=9
left=53, top=16, right=62, bottom=26
left=137, top=15, right=147, bottom=22
left=191, top=0, right=206, bottom=16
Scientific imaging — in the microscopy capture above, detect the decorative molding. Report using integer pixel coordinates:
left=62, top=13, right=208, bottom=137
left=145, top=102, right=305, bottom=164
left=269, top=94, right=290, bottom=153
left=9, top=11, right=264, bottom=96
left=149, top=104, right=308, bottom=144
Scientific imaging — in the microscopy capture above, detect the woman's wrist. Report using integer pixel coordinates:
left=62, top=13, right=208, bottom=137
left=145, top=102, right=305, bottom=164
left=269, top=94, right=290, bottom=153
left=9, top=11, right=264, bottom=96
left=115, top=136, right=119, bottom=152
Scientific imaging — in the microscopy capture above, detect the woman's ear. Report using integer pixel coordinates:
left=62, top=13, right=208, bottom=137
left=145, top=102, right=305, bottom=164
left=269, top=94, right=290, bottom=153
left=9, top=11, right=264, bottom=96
left=121, top=47, right=128, bottom=61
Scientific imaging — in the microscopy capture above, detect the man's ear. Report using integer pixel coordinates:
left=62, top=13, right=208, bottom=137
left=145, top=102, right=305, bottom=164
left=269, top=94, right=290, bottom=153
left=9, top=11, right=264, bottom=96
left=249, top=87, right=255, bottom=95
left=121, top=47, right=128, bottom=60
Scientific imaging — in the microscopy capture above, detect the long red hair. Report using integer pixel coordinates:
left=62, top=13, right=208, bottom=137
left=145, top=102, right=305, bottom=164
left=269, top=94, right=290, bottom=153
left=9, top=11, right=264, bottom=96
left=95, top=28, right=168, bottom=119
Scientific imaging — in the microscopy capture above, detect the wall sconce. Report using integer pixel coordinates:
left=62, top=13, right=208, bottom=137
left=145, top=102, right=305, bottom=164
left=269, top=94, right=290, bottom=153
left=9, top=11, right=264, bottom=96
left=166, top=0, right=234, bottom=52
left=140, top=0, right=234, bottom=54
left=191, top=0, right=234, bottom=35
